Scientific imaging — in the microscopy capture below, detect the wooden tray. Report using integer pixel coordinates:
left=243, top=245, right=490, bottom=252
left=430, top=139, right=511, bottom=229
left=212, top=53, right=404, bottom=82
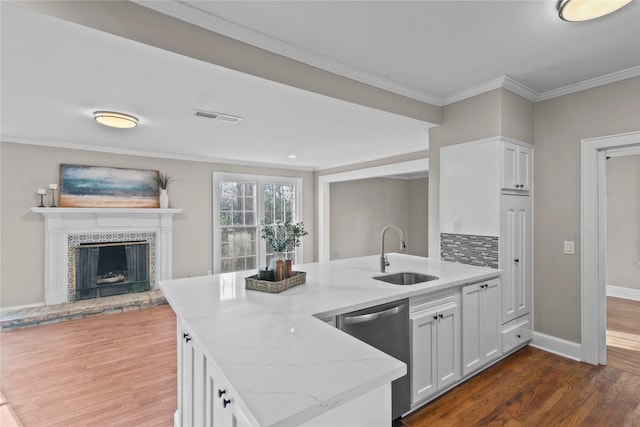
left=245, top=271, right=306, bottom=293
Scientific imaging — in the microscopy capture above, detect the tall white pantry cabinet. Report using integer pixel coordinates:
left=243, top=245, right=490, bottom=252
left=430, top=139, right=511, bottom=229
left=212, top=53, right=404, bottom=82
left=440, top=137, right=533, bottom=358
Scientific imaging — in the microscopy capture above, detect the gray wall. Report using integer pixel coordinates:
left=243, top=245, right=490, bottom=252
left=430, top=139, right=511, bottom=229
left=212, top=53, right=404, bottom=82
left=0, top=142, right=315, bottom=307
left=329, top=177, right=428, bottom=260
left=606, top=154, right=640, bottom=291
left=533, top=76, right=640, bottom=342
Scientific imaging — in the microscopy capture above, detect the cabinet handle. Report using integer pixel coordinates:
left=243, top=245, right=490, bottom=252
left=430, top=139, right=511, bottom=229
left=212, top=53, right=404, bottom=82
left=433, top=315, right=438, bottom=320
left=516, top=334, right=521, bottom=339
left=514, top=259, right=519, bottom=264
left=223, top=398, right=231, bottom=408
left=439, top=314, right=444, bottom=319
left=183, top=333, right=191, bottom=342
left=218, top=389, right=226, bottom=398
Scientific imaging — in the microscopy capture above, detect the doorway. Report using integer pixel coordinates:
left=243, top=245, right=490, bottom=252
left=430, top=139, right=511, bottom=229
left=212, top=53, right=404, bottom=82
left=581, top=131, right=640, bottom=365
left=317, top=158, right=429, bottom=263
left=605, top=153, right=640, bottom=375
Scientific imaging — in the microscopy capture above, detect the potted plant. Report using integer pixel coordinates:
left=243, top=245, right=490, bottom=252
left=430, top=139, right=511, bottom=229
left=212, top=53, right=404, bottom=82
left=260, top=220, right=308, bottom=269
left=154, top=172, right=172, bottom=208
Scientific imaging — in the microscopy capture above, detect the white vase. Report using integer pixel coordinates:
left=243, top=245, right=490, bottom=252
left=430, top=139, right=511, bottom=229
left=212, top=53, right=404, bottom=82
left=269, top=251, right=286, bottom=271
left=159, top=189, right=169, bottom=209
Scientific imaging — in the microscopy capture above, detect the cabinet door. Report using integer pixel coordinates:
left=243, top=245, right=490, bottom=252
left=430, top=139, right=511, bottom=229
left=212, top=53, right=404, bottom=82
left=480, top=279, right=501, bottom=363
left=501, top=195, right=532, bottom=323
left=411, top=310, right=438, bottom=404
left=461, top=283, right=482, bottom=376
left=179, top=327, right=195, bottom=427
left=436, top=304, right=460, bottom=389
left=502, top=142, right=519, bottom=191
left=517, top=146, right=532, bottom=191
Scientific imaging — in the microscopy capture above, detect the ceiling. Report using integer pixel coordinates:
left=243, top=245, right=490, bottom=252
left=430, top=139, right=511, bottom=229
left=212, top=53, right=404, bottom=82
left=2, top=1, right=639, bottom=171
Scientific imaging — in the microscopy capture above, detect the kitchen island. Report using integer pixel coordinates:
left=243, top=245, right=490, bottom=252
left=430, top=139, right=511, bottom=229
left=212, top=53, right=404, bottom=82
left=160, top=254, right=500, bottom=427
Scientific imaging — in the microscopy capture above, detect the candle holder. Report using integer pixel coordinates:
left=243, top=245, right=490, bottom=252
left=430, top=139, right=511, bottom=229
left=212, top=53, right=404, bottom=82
left=38, top=193, right=45, bottom=207
left=50, top=188, right=57, bottom=208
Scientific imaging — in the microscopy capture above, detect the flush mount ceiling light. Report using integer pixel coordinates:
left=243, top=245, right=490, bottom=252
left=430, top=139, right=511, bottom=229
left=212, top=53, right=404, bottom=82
left=559, top=0, right=633, bottom=21
left=93, top=111, right=138, bottom=128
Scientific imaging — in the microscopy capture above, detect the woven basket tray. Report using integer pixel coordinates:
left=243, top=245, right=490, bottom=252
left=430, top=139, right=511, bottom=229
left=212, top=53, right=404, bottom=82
left=245, top=271, right=306, bottom=293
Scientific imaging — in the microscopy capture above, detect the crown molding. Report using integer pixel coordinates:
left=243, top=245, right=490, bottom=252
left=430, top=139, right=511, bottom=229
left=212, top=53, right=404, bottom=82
left=131, top=0, right=444, bottom=106
left=536, top=66, right=640, bottom=101
left=0, top=136, right=315, bottom=172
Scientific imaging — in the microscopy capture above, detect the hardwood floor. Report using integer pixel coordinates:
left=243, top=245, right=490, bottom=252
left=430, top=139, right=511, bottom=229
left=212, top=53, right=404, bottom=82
left=1, top=303, right=638, bottom=426
left=0, top=305, right=176, bottom=426
left=607, top=296, right=640, bottom=376
left=398, top=346, right=640, bottom=427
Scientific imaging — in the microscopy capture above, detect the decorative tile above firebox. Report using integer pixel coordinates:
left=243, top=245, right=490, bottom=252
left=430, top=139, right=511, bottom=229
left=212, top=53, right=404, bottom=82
left=31, top=207, right=181, bottom=305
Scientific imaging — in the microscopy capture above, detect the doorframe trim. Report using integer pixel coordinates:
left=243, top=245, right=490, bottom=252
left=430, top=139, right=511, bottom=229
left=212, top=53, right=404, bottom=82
left=317, top=158, right=429, bottom=263
left=581, top=130, right=640, bottom=364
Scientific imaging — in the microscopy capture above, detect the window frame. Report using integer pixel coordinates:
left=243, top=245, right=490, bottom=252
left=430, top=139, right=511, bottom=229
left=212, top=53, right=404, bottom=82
left=212, top=172, right=304, bottom=274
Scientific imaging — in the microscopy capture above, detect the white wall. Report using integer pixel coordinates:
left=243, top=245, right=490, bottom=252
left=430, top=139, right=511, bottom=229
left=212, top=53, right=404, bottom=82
left=606, top=154, right=640, bottom=291
left=329, top=177, right=427, bottom=260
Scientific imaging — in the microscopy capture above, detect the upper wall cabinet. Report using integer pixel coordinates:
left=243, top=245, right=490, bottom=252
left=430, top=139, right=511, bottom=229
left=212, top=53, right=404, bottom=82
left=440, top=137, right=533, bottom=237
left=501, top=142, right=532, bottom=193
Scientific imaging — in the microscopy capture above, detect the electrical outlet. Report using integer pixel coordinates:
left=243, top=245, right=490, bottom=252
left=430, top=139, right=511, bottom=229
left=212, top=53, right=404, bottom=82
left=563, top=241, right=575, bottom=255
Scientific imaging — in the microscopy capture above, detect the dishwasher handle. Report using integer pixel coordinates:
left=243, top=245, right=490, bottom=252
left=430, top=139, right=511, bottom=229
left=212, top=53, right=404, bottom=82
left=342, top=303, right=407, bottom=325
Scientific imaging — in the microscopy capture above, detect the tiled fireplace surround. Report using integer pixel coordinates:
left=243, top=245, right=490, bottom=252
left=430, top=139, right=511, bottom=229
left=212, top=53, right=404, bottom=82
left=34, top=207, right=180, bottom=305
left=1, top=208, right=180, bottom=329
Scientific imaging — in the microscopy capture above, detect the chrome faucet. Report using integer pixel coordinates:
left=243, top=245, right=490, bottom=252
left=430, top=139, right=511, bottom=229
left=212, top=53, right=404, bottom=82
left=380, top=225, right=407, bottom=273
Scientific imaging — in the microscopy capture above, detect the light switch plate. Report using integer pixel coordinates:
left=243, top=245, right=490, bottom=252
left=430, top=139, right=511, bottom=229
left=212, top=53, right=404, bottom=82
left=563, top=241, right=575, bottom=255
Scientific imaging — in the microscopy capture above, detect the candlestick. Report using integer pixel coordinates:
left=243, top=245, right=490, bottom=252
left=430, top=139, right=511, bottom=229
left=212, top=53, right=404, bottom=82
left=37, top=189, right=46, bottom=207
left=49, top=188, right=57, bottom=208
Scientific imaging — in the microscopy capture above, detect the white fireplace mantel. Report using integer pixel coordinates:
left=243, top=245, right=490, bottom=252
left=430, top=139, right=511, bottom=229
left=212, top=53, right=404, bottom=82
left=31, top=207, right=181, bottom=305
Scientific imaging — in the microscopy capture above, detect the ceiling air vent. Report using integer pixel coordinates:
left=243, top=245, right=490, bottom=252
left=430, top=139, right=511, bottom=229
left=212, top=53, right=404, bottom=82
left=194, top=109, right=243, bottom=124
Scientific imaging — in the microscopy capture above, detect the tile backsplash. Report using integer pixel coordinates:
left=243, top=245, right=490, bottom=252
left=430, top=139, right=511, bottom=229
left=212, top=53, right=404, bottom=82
left=440, top=233, right=499, bottom=269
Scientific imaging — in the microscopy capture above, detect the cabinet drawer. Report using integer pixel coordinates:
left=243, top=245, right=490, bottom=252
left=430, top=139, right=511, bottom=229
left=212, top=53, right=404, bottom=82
left=501, top=318, right=531, bottom=353
left=411, top=290, right=459, bottom=315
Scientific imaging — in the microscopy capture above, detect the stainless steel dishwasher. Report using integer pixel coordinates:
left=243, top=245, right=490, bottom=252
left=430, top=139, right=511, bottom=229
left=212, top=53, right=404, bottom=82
left=337, top=298, right=410, bottom=420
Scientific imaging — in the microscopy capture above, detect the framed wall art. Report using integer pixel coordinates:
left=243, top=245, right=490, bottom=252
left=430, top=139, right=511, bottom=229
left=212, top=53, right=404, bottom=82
left=59, top=164, right=160, bottom=208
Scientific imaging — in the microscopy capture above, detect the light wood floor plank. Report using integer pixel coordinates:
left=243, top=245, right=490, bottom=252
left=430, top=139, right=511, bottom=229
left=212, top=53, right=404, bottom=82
left=0, top=305, right=176, bottom=426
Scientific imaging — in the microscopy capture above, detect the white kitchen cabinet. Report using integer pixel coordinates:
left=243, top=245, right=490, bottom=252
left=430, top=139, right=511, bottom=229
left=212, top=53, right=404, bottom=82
left=500, top=195, right=532, bottom=324
left=502, top=141, right=531, bottom=192
left=410, top=292, right=460, bottom=406
left=177, top=320, right=251, bottom=427
left=462, top=279, right=501, bottom=376
left=501, top=314, right=532, bottom=354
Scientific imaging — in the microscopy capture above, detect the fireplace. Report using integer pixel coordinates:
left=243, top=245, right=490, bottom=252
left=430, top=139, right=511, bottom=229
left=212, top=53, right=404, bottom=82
left=31, top=207, right=181, bottom=305
left=73, top=241, right=150, bottom=301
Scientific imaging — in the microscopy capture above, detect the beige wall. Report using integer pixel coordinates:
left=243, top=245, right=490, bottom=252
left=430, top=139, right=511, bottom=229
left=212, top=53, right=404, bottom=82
left=330, top=177, right=423, bottom=260
left=427, top=89, right=504, bottom=258
left=408, top=177, right=429, bottom=257
left=606, top=154, right=640, bottom=291
left=0, top=142, right=315, bottom=308
left=533, top=76, right=640, bottom=342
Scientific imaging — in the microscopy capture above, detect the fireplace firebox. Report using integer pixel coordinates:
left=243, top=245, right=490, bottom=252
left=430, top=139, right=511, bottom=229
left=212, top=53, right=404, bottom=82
left=73, top=241, right=150, bottom=301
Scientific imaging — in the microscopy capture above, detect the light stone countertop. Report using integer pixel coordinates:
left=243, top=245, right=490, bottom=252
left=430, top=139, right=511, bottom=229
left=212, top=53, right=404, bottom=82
left=160, top=254, right=500, bottom=427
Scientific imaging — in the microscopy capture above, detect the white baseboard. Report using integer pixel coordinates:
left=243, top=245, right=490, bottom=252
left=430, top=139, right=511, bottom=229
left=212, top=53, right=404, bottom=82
left=531, top=331, right=581, bottom=361
left=0, top=302, right=45, bottom=317
left=606, top=285, right=640, bottom=301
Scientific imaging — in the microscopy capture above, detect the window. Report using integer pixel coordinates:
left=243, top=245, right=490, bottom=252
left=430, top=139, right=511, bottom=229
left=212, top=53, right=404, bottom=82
left=213, top=173, right=303, bottom=274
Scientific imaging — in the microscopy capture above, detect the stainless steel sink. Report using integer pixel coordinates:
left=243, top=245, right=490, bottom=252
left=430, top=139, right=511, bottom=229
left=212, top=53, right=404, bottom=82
left=372, top=272, right=438, bottom=285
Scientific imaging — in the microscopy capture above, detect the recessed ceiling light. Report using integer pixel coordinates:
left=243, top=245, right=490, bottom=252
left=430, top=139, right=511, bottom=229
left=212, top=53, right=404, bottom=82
left=93, top=111, right=138, bottom=128
left=288, top=154, right=297, bottom=159
left=559, top=0, right=633, bottom=22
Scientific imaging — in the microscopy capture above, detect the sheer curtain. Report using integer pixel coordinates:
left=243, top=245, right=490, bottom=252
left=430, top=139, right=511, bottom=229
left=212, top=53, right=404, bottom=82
left=125, top=243, right=148, bottom=284
left=76, top=246, right=99, bottom=289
